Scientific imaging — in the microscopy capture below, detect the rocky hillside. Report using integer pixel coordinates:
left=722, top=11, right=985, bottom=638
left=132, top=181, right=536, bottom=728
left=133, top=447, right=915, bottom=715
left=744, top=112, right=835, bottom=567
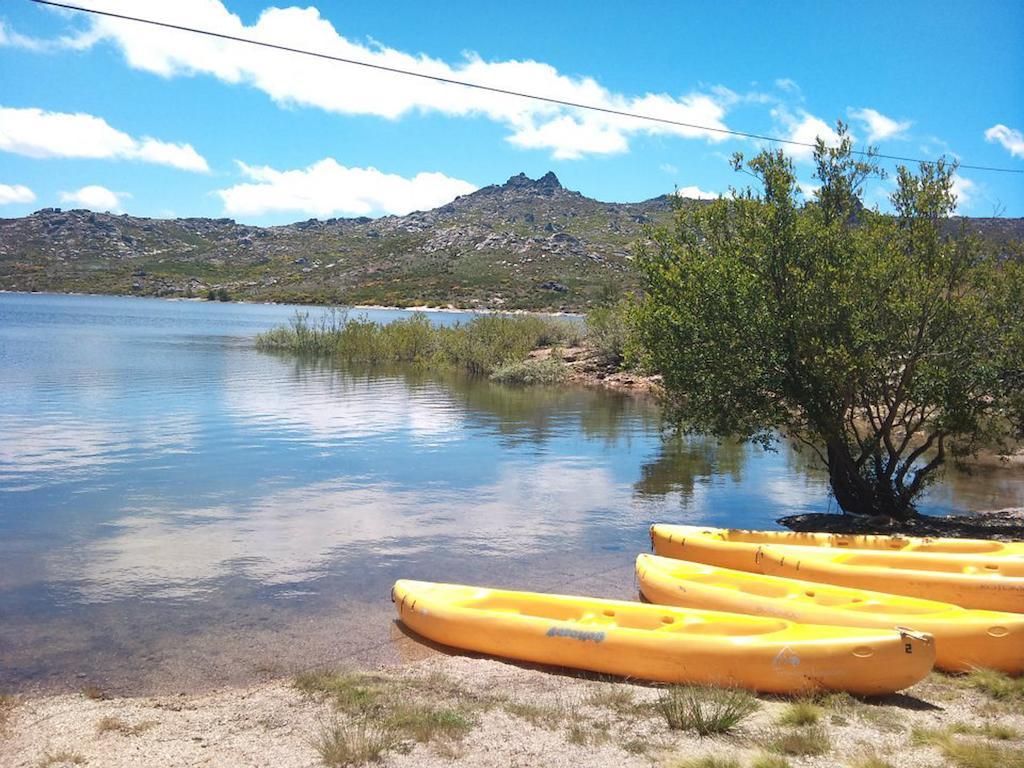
left=1, top=172, right=1021, bottom=311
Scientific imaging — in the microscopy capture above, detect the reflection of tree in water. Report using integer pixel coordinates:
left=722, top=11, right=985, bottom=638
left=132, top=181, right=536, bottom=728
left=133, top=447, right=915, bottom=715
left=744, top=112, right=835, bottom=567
left=635, top=435, right=747, bottom=501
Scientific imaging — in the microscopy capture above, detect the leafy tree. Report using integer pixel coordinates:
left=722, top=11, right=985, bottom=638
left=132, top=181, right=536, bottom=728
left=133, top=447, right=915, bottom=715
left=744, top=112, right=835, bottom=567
left=631, top=125, right=1023, bottom=519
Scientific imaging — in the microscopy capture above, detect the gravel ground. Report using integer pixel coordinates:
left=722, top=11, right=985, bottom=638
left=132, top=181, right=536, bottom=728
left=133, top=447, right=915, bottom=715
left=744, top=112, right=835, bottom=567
left=2, top=654, right=1022, bottom=768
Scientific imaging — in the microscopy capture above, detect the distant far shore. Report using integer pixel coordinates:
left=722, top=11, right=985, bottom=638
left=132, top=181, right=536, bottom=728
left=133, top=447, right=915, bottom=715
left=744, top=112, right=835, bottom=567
left=0, top=289, right=583, bottom=317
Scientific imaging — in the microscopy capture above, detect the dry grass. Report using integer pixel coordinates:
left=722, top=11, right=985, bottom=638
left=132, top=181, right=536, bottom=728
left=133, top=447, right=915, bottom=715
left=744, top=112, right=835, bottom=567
left=657, top=685, right=760, bottom=735
left=912, top=724, right=1024, bottom=768
left=95, top=715, right=157, bottom=736
left=961, top=668, right=1024, bottom=703
left=750, top=755, right=791, bottom=768
left=585, top=684, right=638, bottom=714
left=314, top=719, right=395, bottom=767
left=848, top=751, right=895, bottom=768
left=769, top=724, right=830, bottom=756
left=670, top=757, right=742, bottom=768
left=34, top=751, right=86, bottom=768
left=500, top=700, right=564, bottom=728
left=297, top=668, right=478, bottom=764
left=80, top=685, right=106, bottom=701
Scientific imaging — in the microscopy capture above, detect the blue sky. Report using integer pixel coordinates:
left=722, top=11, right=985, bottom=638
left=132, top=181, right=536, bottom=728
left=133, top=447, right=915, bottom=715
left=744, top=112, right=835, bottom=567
left=1, top=0, right=1022, bottom=224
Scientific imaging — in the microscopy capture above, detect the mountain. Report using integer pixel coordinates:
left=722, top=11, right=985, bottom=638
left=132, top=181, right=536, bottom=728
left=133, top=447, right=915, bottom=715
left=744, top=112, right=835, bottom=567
left=0, top=173, right=1021, bottom=311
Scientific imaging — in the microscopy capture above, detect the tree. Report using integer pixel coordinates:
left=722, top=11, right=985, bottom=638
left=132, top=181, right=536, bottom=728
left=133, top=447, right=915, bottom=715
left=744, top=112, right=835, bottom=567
left=631, top=125, right=1024, bottom=520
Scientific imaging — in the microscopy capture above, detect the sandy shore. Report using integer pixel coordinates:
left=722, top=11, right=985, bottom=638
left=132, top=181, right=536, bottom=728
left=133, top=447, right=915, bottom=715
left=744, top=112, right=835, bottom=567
left=3, top=653, right=1022, bottom=768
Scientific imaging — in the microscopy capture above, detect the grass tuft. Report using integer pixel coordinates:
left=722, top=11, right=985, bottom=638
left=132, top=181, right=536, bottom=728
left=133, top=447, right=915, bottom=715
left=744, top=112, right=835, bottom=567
left=382, top=703, right=474, bottom=744
left=962, top=668, right=1024, bottom=702
left=769, top=724, right=830, bottom=756
left=656, top=685, right=760, bottom=735
left=80, top=685, right=106, bottom=701
left=314, top=719, right=395, bottom=767
left=294, top=670, right=383, bottom=713
left=671, top=757, right=742, bottom=768
left=95, top=716, right=156, bottom=736
left=776, top=699, right=820, bottom=726
left=34, top=752, right=86, bottom=768
left=750, top=755, right=792, bottom=768
left=585, top=684, right=638, bottom=714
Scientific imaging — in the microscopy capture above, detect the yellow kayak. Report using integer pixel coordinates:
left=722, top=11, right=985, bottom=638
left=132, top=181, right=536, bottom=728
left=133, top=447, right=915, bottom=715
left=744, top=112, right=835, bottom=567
left=668, top=526, right=1024, bottom=558
left=393, top=579, right=935, bottom=695
left=651, top=524, right=1024, bottom=612
left=637, top=554, right=1024, bottom=673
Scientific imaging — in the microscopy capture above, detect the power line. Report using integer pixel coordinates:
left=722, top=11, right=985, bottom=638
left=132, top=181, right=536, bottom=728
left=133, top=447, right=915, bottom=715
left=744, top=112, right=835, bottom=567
left=29, top=0, right=1024, bottom=175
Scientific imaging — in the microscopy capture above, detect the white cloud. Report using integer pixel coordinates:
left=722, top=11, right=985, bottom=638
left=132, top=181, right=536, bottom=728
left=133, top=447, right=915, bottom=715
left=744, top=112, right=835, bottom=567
left=0, top=19, right=45, bottom=50
left=849, top=107, right=911, bottom=143
left=950, top=173, right=975, bottom=212
left=797, top=181, right=820, bottom=198
left=676, top=185, right=718, bottom=200
left=774, top=78, right=801, bottom=94
left=216, top=158, right=477, bottom=217
left=0, top=105, right=209, bottom=171
left=659, top=163, right=678, bottom=175
left=0, top=19, right=95, bottom=51
left=0, top=183, right=35, bottom=205
left=772, top=108, right=844, bottom=161
left=984, top=124, right=1024, bottom=159
left=60, top=185, right=124, bottom=211
left=58, top=1, right=735, bottom=159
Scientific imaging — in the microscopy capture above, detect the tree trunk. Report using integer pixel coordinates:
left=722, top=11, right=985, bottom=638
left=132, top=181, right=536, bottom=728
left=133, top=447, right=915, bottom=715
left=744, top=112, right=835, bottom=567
left=825, top=439, right=917, bottom=520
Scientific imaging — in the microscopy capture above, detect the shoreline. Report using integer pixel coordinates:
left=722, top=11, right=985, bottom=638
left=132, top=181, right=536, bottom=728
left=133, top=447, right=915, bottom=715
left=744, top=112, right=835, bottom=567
left=3, top=654, right=1022, bottom=768
left=0, top=289, right=585, bottom=318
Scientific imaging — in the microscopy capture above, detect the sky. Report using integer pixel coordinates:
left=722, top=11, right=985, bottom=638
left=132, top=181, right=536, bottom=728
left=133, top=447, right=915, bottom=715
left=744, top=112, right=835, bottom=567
left=1, top=0, right=1022, bottom=224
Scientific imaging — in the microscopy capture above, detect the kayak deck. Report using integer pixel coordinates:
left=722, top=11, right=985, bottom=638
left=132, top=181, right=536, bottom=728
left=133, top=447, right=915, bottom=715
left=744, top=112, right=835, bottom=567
left=636, top=553, right=1024, bottom=673
left=651, top=524, right=1024, bottom=612
left=394, top=579, right=935, bottom=695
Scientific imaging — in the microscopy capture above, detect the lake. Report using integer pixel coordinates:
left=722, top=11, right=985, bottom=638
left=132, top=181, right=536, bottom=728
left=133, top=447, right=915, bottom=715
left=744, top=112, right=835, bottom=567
left=1, top=292, right=1022, bottom=693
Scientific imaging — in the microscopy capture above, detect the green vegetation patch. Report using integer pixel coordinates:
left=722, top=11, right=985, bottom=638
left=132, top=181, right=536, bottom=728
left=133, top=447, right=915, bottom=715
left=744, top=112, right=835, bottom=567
left=257, top=311, right=584, bottom=379
left=656, top=684, right=760, bottom=735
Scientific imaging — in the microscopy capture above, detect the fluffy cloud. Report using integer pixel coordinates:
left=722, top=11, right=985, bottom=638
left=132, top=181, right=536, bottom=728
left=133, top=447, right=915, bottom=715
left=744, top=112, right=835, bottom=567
left=772, top=108, right=844, bottom=161
left=0, top=106, right=209, bottom=171
left=0, top=183, right=35, bottom=205
left=59, top=1, right=734, bottom=159
left=676, top=185, right=719, bottom=200
left=216, top=159, right=477, bottom=217
left=950, top=173, right=975, bottom=212
left=60, top=185, right=124, bottom=211
left=985, top=124, right=1024, bottom=159
left=849, top=107, right=911, bottom=142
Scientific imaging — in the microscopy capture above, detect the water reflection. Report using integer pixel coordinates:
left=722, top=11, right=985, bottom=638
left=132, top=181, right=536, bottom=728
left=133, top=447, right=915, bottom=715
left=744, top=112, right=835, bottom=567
left=1, top=292, right=1022, bottom=692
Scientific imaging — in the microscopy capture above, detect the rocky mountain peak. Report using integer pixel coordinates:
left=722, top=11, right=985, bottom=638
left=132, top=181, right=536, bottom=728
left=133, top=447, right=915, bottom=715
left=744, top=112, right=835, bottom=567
left=502, top=171, right=564, bottom=195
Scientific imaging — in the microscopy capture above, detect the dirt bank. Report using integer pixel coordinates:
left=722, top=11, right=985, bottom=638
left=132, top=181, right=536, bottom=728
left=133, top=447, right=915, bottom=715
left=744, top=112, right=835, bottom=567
left=779, top=507, right=1024, bottom=540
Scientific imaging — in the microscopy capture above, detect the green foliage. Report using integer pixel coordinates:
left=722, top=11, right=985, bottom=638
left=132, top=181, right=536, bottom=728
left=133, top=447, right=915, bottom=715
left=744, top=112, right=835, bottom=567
left=586, top=300, right=631, bottom=365
left=656, top=685, right=760, bottom=735
left=490, top=357, right=569, bottom=385
left=632, top=123, right=1024, bottom=518
left=257, top=311, right=583, bottom=381
left=750, top=756, right=791, bottom=768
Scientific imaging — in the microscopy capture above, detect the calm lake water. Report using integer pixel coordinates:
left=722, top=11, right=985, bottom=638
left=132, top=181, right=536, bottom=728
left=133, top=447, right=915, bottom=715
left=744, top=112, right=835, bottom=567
left=1, top=292, right=1022, bottom=693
